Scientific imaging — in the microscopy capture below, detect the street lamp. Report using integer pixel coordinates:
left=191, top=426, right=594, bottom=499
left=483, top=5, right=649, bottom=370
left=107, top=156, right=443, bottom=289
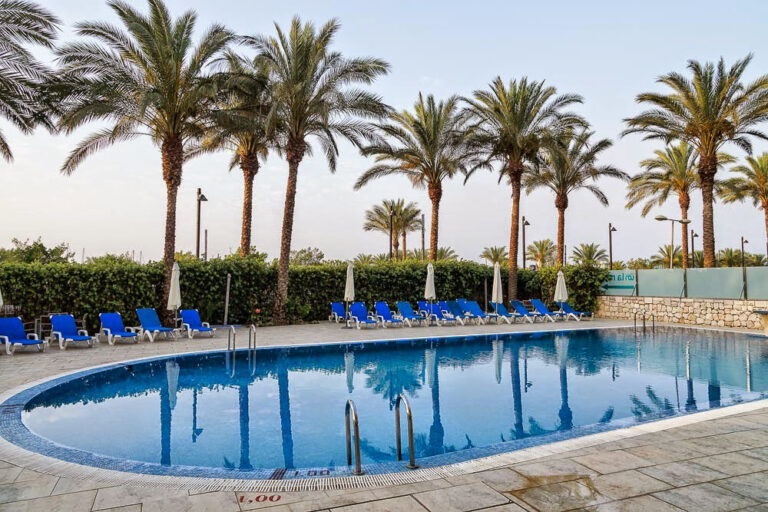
left=521, top=216, right=530, bottom=269
left=421, top=213, right=425, bottom=261
left=196, top=188, right=208, bottom=259
left=608, top=223, right=617, bottom=270
left=741, top=237, right=749, bottom=268
left=654, top=215, right=691, bottom=269
left=690, top=230, right=698, bottom=268
left=388, top=207, right=394, bottom=260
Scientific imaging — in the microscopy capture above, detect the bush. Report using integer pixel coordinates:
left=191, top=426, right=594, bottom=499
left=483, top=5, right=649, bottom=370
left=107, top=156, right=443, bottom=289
left=0, top=260, right=607, bottom=329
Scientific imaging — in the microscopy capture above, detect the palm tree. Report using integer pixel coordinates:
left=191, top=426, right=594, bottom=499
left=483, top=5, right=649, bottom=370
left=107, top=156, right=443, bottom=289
left=626, top=142, right=732, bottom=268
left=363, top=199, right=422, bottom=259
left=249, top=17, right=389, bottom=324
left=480, top=246, right=507, bottom=265
left=195, top=52, right=278, bottom=256
left=525, top=129, right=627, bottom=265
left=651, top=245, right=682, bottom=268
left=353, top=253, right=375, bottom=265
left=748, top=253, right=767, bottom=266
left=572, top=243, right=608, bottom=266
left=624, top=56, right=768, bottom=267
left=356, top=94, right=471, bottom=261
left=716, top=248, right=743, bottom=267
left=719, top=154, right=768, bottom=250
left=56, top=0, right=233, bottom=313
left=527, top=239, right=556, bottom=269
left=434, top=247, right=458, bottom=261
left=0, top=0, right=59, bottom=161
left=463, top=77, right=583, bottom=299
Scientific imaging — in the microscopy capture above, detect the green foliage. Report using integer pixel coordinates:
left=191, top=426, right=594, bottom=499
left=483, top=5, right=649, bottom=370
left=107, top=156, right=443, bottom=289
left=289, top=247, right=325, bottom=265
left=0, top=260, right=609, bottom=329
left=0, top=237, right=74, bottom=264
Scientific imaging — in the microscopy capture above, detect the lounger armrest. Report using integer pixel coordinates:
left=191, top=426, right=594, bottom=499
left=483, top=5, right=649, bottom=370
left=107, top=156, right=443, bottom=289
left=202, top=322, right=210, bottom=328
left=27, top=333, right=39, bottom=340
left=126, top=326, right=139, bottom=333
left=101, top=327, right=112, bottom=336
left=182, top=322, right=192, bottom=331
left=0, top=335, right=8, bottom=345
left=376, top=315, right=385, bottom=322
left=78, top=329, right=89, bottom=336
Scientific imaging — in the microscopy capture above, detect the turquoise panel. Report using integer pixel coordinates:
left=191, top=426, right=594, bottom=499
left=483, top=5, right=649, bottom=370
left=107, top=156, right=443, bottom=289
left=687, top=268, right=744, bottom=299
left=637, top=269, right=685, bottom=297
left=746, top=267, right=768, bottom=299
left=603, top=270, right=636, bottom=296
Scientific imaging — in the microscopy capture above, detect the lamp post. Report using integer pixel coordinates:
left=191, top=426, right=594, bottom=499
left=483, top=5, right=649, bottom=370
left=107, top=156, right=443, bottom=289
left=204, top=229, right=208, bottom=262
left=654, top=215, right=691, bottom=269
left=609, top=223, right=617, bottom=270
left=741, top=237, right=749, bottom=268
left=196, top=188, right=208, bottom=259
left=421, top=213, right=425, bottom=261
left=388, top=207, right=394, bottom=260
left=521, top=216, right=530, bottom=269
left=690, top=230, right=698, bottom=268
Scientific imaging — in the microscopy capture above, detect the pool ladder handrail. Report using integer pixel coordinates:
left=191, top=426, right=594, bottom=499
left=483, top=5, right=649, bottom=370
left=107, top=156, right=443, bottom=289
left=633, top=310, right=656, bottom=334
left=345, top=399, right=364, bottom=475
left=247, top=324, right=257, bottom=376
left=226, top=326, right=236, bottom=377
left=395, top=394, right=419, bottom=469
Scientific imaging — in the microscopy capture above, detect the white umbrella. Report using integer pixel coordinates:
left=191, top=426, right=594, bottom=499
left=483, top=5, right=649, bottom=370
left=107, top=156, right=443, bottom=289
left=554, top=270, right=568, bottom=304
left=344, top=351, right=355, bottom=393
left=343, top=263, right=355, bottom=327
left=491, top=262, right=503, bottom=312
left=424, top=263, right=436, bottom=300
left=166, top=360, right=180, bottom=410
left=167, top=262, right=182, bottom=310
left=0, top=287, right=3, bottom=309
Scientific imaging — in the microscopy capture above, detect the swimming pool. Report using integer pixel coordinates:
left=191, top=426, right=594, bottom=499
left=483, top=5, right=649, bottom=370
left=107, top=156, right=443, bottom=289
left=3, top=327, right=767, bottom=480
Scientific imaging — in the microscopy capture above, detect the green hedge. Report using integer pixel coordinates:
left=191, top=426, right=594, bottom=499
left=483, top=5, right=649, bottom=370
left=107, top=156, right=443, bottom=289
left=0, top=261, right=607, bottom=330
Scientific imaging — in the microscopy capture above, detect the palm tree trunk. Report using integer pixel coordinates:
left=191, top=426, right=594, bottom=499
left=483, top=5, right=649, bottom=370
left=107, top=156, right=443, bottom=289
left=274, top=139, right=306, bottom=325
left=161, top=136, right=183, bottom=323
left=508, top=163, right=523, bottom=300
left=239, top=153, right=259, bottom=257
left=392, top=234, right=400, bottom=260
left=764, top=202, right=768, bottom=259
left=555, top=194, right=568, bottom=267
left=698, top=155, right=717, bottom=267
left=680, top=201, right=689, bottom=270
left=428, top=183, right=442, bottom=261
left=402, top=232, right=407, bottom=260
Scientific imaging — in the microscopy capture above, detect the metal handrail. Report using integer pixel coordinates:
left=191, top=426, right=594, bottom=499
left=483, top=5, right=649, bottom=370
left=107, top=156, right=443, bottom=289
left=633, top=310, right=656, bottom=334
left=227, top=325, right=236, bottom=352
left=345, top=399, right=364, bottom=475
left=225, top=326, right=236, bottom=378
left=647, top=313, right=656, bottom=333
left=395, top=394, right=418, bottom=469
left=633, top=310, right=645, bottom=333
left=248, top=325, right=257, bottom=376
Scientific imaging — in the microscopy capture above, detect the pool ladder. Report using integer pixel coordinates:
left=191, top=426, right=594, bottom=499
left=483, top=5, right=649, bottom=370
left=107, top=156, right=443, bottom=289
left=395, top=394, right=418, bottom=469
left=345, top=400, right=364, bottom=475
left=633, top=310, right=655, bottom=334
left=247, top=325, right=257, bottom=376
left=226, top=326, right=237, bottom=377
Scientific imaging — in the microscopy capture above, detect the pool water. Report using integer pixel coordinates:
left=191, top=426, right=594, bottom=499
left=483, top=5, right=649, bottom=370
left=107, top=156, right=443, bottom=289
left=14, top=327, right=768, bottom=478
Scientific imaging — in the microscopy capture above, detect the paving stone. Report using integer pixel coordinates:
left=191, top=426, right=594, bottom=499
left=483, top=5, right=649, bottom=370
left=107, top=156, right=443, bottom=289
left=0, top=475, right=58, bottom=505
left=713, top=471, right=768, bottom=502
left=0, top=469, right=21, bottom=486
left=572, top=450, right=652, bottom=474
left=331, top=495, right=427, bottom=511
left=638, top=460, right=729, bottom=486
left=475, top=504, right=526, bottom=512
left=369, top=480, right=447, bottom=500
left=413, top=482, right=509, bottom=512
left=236, top=491, right=323, bottom=510
left=92, top=485, right=188, bottom=510
left=142, top=490, right=239, bottom=512
left=51, top=477, right=113, bottom=496
left=625, top=442, right=704, bottom=464
left=512, top=458, right=596, bottom=484
left=587, top=495, right=683, bottom=511
left=92, top=507, right=142, bottom=512
left=690, top=451, right=768, bottom=476
left=673, top=436, right=752, bottom=455
left=0, top=489, right=96, bottom=512
left=473, top=468, right=530, bottom=492
left=591, top=469, right=671, bottom=500
left=513, top=478, right=610, bottom=512
left=719, top=429, right=768, bottom=448
left=653, top=482, right=758, bottom=512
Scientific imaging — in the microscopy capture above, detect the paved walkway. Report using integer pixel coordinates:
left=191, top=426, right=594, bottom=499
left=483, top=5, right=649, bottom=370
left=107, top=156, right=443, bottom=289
left=0, top=320, right=765, bottom=511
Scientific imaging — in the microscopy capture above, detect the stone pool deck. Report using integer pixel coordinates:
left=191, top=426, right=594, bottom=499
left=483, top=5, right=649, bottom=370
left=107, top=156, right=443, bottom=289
left=0, top=320, right=765, bottom=511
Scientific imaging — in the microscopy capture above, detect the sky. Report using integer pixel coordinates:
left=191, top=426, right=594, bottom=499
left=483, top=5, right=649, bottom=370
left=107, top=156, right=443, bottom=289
left=3, top=0, right=768, bottom=263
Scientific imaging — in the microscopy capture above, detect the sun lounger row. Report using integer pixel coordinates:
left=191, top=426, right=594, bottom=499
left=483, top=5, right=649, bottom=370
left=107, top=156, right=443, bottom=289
left=329, top=299, right=592, bottom=329
left=0, top=308, right=215, bottom=355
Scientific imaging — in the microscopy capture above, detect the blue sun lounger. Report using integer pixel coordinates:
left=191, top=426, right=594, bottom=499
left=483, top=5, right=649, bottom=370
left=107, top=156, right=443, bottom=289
left=0, top=317, right=47, bottom=355
left=556, top=302, right=594, bottom=321
left=443, top=300, right=470, bottom=325
left=396, top=302, right=427, bottom=327
left=136, top=308, right=179, bottom=342
left=489, top=302, right=518, bottom=324
left=509, top=301, right=543, bottom=323
left=330, top=302, right=347, bottom=323
left=50, top=314, right=95, bottom=350
left=349, top=302, right=378, bottom=329
left=374, top=301, right=404, bottom=327
left=180, top=309, right=216, bottom=338
left=419, top=301, right=455, bottom=326
left=459, top=299, right=499, bottom=324
left=99, top=312, right=139, bottom=345
left=530, top=299, right=567, bottom=322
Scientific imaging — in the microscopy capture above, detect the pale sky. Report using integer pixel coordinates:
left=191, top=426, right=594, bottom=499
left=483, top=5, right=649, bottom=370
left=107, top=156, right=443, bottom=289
left=3, top=0, right=768, bottom=263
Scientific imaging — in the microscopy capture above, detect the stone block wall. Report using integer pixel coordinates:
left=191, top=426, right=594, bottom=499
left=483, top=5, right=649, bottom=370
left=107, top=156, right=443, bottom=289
left=596, top=295, right=768, bottom=330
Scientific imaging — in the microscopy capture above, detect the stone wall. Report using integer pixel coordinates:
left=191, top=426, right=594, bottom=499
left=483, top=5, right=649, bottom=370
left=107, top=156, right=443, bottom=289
left=596, top=295, right=768, bottom=330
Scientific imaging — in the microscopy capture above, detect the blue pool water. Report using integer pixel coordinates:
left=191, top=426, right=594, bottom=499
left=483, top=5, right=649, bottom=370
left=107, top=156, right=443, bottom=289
left=6, top=327, right=768, bottom=479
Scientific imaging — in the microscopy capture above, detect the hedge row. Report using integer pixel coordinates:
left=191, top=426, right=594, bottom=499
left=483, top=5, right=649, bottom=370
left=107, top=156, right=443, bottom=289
left=0, top=261, right=608, bottom=330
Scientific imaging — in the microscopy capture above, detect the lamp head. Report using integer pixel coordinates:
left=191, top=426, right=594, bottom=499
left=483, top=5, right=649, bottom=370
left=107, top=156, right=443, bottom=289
left=693, top=232, right=699, bottom=238
left=654, top=215, right=667, bottom=221
left=197, top=189, right=207, bottom=202
left=680, top=219, right=691, bottom=225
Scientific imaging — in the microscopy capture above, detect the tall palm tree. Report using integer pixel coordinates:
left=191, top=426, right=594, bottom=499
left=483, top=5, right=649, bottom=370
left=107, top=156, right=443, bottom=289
left=0, top=0, right=59, bottom=161
left=56, top=0, right=233, bottom=312
left=527, top=239, right=556, bottom=269
left=194, top=52, right=278, bottom=257
left=571, top=243, right=608, bottom=266
left=364, top=199, right=420, bottom=259
left=463, top=77, right=583, bottom=299
left=248, top=17, right=389, bottom=324
left=480, top=246, right=508, bottom=265
left=719, top=154, right=768, bottom=250
left=651, top=245, right=682, bottom=268
left=355, top=94, right=472, bottom=260
left=524, top=129, right=627, bottom=265
left=717, top=248, right=742, bottom=267
left=626, top=142, right=732, bottom=268
left=624, top=56, right=768, bottom=267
